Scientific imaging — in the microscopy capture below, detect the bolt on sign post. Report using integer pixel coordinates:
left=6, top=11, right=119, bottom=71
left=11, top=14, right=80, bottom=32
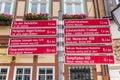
left=64, top=19, right=114, bottom=64
left=8, top=20, right=57, bottom=55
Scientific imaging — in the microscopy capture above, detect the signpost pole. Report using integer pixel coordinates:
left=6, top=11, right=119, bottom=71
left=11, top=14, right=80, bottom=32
left=58, top=10, right=64, bottom=80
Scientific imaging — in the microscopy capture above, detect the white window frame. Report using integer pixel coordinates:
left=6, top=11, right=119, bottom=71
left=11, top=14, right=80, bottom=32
left=28, top=0, right=49, bottom=14
left=0, top=0, right=14, bottom=14
left=64, top=0, right=85, bottom=14
left=0, top=66, right=10, bottom=80
left=13, top=66, right=32, bottom=80
left=37, top=66, right=55, bottom=80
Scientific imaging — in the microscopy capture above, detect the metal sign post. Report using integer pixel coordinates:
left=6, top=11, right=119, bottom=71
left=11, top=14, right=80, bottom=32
left=58, top=10, right=64, bottom=80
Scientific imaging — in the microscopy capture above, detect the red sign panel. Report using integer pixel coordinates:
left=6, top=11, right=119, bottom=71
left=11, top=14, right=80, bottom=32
left=65, top=46, right=113, bottom=54
left=64, top=28, right=110, bottom=35
left=9, top=38, right=56, bottom=47
left=8, top=46, right=56, bottom=55
left=65, top=36, right=112, bottom=44
left=65, top=56, right=114, bottom=64
left=12, top=20, right=56, bottom=29
left=10, top=28, right=56, bottom=36
left=64, top=19, right=109, bottom=26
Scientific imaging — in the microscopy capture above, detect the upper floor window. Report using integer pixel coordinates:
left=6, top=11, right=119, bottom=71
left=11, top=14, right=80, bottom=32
left=37, top=66, right=54, bottom=80
left=0, top=66, right=9, bottom=80
left=28, top=0, right=50, bottom=14
left=63, top=0, right=86, bottom=15
left=116, top=0, right=120, bottom=5
left=0, top=0, right=14, bottom=14
left=14, top=66, right=32, bottom=80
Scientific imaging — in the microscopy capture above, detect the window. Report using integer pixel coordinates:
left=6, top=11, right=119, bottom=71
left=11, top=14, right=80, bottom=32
left=68, top=66, right=93, bottom=80
left=28, top=0, right=50, bottom=14
left=0, top=66, right=9, bottom=80
left=0, top=0, right=15, bottom=14
left=64, top=0, right=86, bottom=15
left=116, top=0, right=120, bottom=5
left=14, top=66, right=32, bottom=80
left=37, top=66, right=54, bottom=80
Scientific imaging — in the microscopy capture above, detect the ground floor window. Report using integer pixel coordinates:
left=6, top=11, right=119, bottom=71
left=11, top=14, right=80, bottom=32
left=14, top=66, right=32, bottom=80
left=68, top=66, right=93, bottom=80
left=37, top=66, right=54, bottom=80
left=0, top=66, right=9, bottom=80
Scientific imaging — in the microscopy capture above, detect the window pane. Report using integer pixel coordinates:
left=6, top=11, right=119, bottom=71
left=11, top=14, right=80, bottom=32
left=32, top=0, right=38, bottom=1
left=0, top=69, right=7, bottom=74
left=41, top=0, right=47, bottom=2
left=66, top=0, right=72, bottom=2
left=0, top=76, right=6, bottom=80
left=74, top=0, right=81, bottom=2
left=40, top=4, right=46, bottom=13
left=39, top=68, right=45, bottom=74
left=23, top=75, right=30, bottom=80
left=39, top=75, right=45, bottom=80
left=24, top=68, right=31, bottom=74
left=31, top=3, right=37, bottom=13
left=2, top=76, right=6, bottom=80
left=4, top=3, right=11, bottom=14
left=47, top=68, right=53, bottom=74
left=0, top=3, right=1, bottom=13
left=16, top=75, right=22, bottom=80
left=66, top=4, right=72, bottom=15
left=16, top=68, right=23, bottom=74
left=75, top=4, right=81, bottom=14
left=46, top=75, right=53, bottom=80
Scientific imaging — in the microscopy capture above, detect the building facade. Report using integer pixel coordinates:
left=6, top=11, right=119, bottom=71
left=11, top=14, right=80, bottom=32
left=0, top=0, right=120, bottom=80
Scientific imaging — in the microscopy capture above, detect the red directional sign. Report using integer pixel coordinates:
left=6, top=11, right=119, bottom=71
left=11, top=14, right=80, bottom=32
left=64, top=19, right=109, bottom=26
left=9, top=38, right=56, bottom=47
left=65, top=56, right=114, bottom=64
left=65, top=36, right=112, bottom=44
left=65, top=46, right=113, bottom=54
left=12, top=20, right=56, bottom=29
left=8, top=46, right=56, bottom=55
left=10, top=28, right=56, bottom=36
left=64, top=28, right=110, bottom=35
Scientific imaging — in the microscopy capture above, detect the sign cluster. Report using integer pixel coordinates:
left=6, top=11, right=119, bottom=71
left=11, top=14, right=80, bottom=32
left=8, top=20, right=57, bottom=55
left=8, top=19, right=114, bottom=64
left=64, top=19, right=114, bottom=64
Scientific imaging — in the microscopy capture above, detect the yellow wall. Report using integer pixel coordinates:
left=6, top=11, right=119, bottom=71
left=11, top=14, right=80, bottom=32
left=97, top=76, right=103, bottom=80
left=0, top=56, right=12, bottom=63
left=16, top=1, right=25, bottom=16
left=53, top=2, right=60, bottom=17
left=87, top=2, right=95, bottom=17
left=38, top=55, right=55, bottom=63
left=98, top=0, right=105, bottom=18
left=96, top=65, right=102, bottom=72
left=0, top=48, right=7, bottom=55
left=15, top=18, right=23, bottom=21
left=0, top=26, right=10, bottom=35
left=15, top=55, right=33, bottom=63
